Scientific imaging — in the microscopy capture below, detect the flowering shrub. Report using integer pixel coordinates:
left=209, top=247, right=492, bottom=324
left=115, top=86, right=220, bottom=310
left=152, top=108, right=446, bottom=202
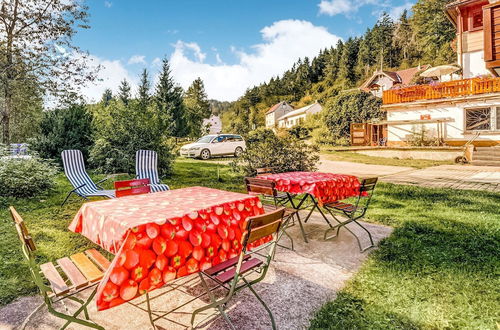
left=0, top=156, right=58, bottom=198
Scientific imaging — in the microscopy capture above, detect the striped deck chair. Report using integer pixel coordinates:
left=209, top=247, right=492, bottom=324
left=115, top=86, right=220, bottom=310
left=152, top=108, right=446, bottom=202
left=135, top=150, right=169, bottom=192
left=61, top=150, right=115, bottom=206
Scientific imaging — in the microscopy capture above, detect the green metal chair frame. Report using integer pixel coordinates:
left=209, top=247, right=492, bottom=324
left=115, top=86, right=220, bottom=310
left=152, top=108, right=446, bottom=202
left=323, top=177, right=378, bottom=252
left=245, top=177, right=306, bottom=250
left=9, top=207, right=104, bottom=330
left=190, top=207, right=285, bottom=329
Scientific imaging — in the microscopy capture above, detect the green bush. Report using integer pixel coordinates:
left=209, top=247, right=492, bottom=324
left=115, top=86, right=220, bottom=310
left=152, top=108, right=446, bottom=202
left=0, top=156, right=58, bottom=198
left=287, top=125, right=310, bottom=139
left=30, top=103, right=93, bottom=165
left=232, top=128, right=319, bottom=175
left=89, top=99, right=175, bottom=175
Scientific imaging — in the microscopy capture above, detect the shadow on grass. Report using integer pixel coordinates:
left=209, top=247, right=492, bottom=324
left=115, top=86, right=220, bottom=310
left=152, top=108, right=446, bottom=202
left=374, top=219, right=499, bottom=274
left=309, top=291, right=421, bottom=330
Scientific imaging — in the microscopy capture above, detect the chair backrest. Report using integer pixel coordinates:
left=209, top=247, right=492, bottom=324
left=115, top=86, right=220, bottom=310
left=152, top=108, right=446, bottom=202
left=244, top=177, right=278, bottom=197
left=241, top=207, right=284, bottom=251
left=114, top=178, right=151, bottom=197
left=136, top=150, right=160, bottom=184
left=61, top=150, right=98, bottom=194
left=355, top=177, right=378, bottom=212
left=10, top=206, right=36, bottom=255
left=360, top=177, right=378, bottom=193
left=256, top=167, right=274, bottom=175
left=10, top=207, right=53, bottom=301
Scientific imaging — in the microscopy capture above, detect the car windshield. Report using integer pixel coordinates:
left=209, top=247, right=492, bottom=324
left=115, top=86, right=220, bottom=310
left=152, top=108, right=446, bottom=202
left=196, top=135, right=214, bottom=143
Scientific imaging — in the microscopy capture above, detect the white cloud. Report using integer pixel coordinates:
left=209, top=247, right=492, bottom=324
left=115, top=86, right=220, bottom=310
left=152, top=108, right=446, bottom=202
left=127, top=55, right=146, bottom=65
left=318, top=0, right=391, bottom=17
left=104, top=1, right=112, bottom=8
left=81, top=56, right=137, bottom=103
left=169, top=19, right=341, bottom=101
left=388, top=2, right=413, bottom=19
left=318, top=0, right=354, bottom=16
left=151, top=57, right=162, bottom=67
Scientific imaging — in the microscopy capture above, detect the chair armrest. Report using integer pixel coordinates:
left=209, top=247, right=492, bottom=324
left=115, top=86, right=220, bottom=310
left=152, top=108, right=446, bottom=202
left=95, top=176, right=112, bottom=189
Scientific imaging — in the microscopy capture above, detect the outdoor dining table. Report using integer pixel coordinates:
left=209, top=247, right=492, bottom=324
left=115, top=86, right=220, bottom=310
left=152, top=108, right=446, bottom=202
left=257, top=171, right=362, bottom=242
left=69, top=186, right=266, bottom=311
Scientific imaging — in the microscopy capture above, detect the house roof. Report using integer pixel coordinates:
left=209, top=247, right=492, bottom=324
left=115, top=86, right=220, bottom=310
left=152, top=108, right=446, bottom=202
left=360, top=65, right=432, bottom=91
left=277, top=102, right=321, bottom=121
left=445, top=0, right=489, bottom=26
left=266, top=101, right=291, bottom=114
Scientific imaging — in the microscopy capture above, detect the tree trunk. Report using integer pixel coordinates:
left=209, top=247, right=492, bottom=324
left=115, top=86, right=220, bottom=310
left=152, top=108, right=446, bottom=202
left=2, top=84, right=12, bottom=144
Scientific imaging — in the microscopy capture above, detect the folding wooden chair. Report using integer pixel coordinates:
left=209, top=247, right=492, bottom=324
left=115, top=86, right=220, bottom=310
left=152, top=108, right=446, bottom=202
left=244, top=177, right=306, bottom=249
left=135, top=150, right=170, bottom=192
left=9, top=207, right=110, bottom=330
left=114, top=178, right=151, bottom=197
left=61, top=150, right=115, bottom=206
left=323, top=177, right=378, bottom=252
left=191, top=207, right=285, bottom=329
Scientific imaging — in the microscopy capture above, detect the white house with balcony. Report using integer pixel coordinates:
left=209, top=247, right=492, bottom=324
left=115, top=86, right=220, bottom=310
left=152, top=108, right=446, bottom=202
left=380, top=0, right=500, bottom=147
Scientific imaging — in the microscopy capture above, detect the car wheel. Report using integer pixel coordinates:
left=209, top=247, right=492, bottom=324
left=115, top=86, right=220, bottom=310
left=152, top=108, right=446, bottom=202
left=200, top=149, right=211, bottom=160
left=234, top=147, right=243, bottom=157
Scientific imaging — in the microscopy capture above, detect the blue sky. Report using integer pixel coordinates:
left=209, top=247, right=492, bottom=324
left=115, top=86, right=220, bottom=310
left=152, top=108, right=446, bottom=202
left=76, top=0, right=414, bottom=101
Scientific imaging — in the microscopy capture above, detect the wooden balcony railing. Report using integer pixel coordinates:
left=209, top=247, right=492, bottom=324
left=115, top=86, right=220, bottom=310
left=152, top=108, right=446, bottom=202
left=382, top=77, right=500, bottom=105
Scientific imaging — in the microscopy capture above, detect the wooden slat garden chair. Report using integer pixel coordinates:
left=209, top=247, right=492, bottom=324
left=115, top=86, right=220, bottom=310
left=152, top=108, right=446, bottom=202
left=190, top=207, right=286, bottom=330
left=255, top=167, right=275, bottom=175
left=9, top=207, right=110, bottom=330
left=245, top=177, right=307, bottom=248
left=61, top=150, right=115, bottom=206
left=323, top=177, right=378, bottom=252
left=135, top=150, right=170, bottom=192
left=114, top=178, right=151, bottom=197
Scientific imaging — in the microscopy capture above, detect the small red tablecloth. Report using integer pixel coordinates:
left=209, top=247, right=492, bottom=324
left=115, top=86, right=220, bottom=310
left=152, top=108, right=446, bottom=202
left=258, top=172, right=361, bottom=206
left=69, top=187, right=265, bottom=311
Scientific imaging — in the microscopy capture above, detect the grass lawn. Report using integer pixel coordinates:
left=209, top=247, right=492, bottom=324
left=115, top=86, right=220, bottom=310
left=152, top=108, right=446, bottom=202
left=310, top=184, right=500, bottom=329
left=1, top=159, right=498, bottom=329
left=321, top=150, right=453, bottom=169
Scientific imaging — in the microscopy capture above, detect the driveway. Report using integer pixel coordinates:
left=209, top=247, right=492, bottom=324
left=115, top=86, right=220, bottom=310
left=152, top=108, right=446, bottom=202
left=319, top=157, right=500, bottom=193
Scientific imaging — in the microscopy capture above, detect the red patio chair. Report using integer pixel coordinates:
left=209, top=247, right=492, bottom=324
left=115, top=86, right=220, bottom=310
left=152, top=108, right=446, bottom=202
left=114, top=178, right=151, bottom=198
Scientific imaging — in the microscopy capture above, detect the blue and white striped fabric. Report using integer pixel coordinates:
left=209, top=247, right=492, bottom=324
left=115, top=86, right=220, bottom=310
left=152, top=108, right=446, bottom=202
left=61, top=150, right=115, bottom=198
left=135, top=150, right=169, bottom=192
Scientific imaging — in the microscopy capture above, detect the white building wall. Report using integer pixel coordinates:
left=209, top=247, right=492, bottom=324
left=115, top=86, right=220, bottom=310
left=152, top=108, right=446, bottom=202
left=386, top=97, right=500, bottom=145
left=462, top=51, right=490, bottom=78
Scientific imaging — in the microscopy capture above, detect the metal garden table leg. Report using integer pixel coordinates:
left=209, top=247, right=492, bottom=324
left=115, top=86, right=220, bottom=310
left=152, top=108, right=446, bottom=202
left=286, top=192, right=309, bottom=243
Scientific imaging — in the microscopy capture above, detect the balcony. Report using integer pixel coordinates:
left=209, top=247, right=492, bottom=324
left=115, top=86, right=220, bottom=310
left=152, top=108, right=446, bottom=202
left=382, top=77, right=500, bottom=105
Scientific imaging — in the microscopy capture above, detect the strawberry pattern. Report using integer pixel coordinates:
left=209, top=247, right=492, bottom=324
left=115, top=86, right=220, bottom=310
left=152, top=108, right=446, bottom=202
left=69, top=186, right=265, bottom=311
left=258, top=172, right=362, bottom=206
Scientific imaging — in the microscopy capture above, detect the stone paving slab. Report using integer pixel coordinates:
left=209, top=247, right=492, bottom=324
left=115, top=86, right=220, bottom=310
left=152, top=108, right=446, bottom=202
left=0, top=212, right=392, bottom=330
left=319, top=158, right=500, bottom=193
left=382, top=165, right=500, bottom=193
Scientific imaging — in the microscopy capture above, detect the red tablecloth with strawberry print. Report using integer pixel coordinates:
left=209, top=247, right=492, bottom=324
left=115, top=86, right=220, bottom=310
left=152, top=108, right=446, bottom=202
left=69, top=186, right=265, bottom=311
left=257, top=172, right=361, bottom=206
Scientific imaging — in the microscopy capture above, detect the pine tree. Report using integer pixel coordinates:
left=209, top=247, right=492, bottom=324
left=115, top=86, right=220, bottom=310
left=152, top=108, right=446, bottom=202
left=138, top=69, right=151, bottom=108
left=101, top=89, right=113, bottom=106
left=411, top=0, right=455, bottom=64
left=155, top=57, right=186, bottom=136
left=371, top=12, right=396, bottom=68
left=184, top=78, right=211, bottom=137
left=337, top=38, right=359, bottom=87
left=393, top=10, right=414, bottom=68
left=118, top=79, right=131, bottom=105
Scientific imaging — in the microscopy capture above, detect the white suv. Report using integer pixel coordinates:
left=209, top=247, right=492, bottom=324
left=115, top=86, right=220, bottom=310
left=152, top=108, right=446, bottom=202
left=179, top=134, right=246, bottom=160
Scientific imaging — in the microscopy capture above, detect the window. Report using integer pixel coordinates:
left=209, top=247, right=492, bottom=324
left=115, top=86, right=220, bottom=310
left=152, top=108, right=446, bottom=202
left=472, top=10, right=483, bottom=29
left=497, top=107, right=500, bottom=130
left=466, top=108, right=491, bottom=131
